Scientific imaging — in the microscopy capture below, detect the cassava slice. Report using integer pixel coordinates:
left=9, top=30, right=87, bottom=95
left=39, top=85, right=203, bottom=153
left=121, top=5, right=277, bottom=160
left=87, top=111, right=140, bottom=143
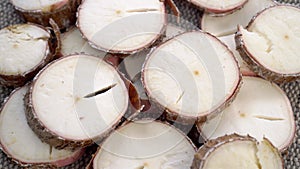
left=142, top=31, right=241, bottom=124
left=0, top=85, right=84, bottom=168
left=192, top=134, right=283, bottom=169
left=11, top=0, right=81, bottom=29
left=0, top=24, right=54, bottom=87
left=201, top=0, right=276, bottom=36
left=188, top=0, right=248, bottom=14
left=236, top=5, right=300, bottom=83
left=60, top=27, right=106, bottom=58
left=218, top=34, right=255, bottom=76
left=77, top=0, right=166, bottom=54
left=25, top=54, right=129, bottom=150
left=92, top=120, right=196, bottom=169
left=199, top=76, right=295, bottom=151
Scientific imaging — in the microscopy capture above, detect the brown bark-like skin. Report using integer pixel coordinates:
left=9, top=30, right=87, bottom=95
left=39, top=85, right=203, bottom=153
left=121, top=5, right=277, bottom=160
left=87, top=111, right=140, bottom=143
left=11, top=0, right=81, bottom=29
left=191, top=134, right=284, bottom=169
left=24, top=55, right=137, bottom=150
left=0, top=85, right=85, bottom=168
left=142, top=31, right=242, bottom=125
left=0, top=23, right=57, bottom=87
left=235, top=5, right=300, bottom=83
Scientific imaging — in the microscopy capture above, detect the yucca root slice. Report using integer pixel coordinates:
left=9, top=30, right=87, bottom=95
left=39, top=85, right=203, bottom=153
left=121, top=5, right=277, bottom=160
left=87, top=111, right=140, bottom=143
left=201, top=0, right=276, bottom=36
left=199, top=76, right=296, bottom=151
left=0, top=24, right=54, bottom=87
left=189, top=0, right=248, bottom=14
left=11, top=0, right=81, bottom=29
left=235, top=5, right=300, bottom=83
left=92, top=120, right=196, bottom=169
left=25, top=54, right=130, bottom=150
left=192, top=134, right=283, bottom=169
left=142, top=31, right=241, bottom=124
left=0, top=85, right=84, bottom=168
left=77, top=0, right=166, bottom=54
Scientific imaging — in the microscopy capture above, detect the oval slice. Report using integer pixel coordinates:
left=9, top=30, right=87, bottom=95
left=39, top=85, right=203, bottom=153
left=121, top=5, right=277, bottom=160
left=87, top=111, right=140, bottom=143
left=192, top=134, right=283, bottom=169
left=0, top=85, right=84, bottom=167
left=0, top=24, right=53, bottom=87
left=236, top=5, right=300, bottom=82
left=77, top=0, right=166, bottom=54
left=199, top=76, right=295, bottom=151
left=201, top=0, right=276, bottom=36
left=25, top=54, right=129, bottom=150
left=142, top=31, right=241, bottom=124
left=189, top=0, right=248, bottom=14
left=92, top=120, right=196, bottom=169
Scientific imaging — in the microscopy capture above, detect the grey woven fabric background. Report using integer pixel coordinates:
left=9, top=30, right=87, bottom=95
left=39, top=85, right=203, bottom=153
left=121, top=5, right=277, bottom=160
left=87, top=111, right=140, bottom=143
left=0, top=0, right=299, bottom=168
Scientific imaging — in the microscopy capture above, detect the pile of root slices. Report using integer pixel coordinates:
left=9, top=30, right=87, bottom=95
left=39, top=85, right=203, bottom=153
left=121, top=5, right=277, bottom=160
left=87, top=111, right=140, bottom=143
left=1, top=0, right=299, bottom=168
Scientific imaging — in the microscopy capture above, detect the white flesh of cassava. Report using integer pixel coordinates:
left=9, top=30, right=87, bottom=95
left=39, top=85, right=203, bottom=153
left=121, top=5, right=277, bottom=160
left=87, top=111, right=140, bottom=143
left=11, top=0, right=68, bottom=11
left=0, top=85, right=82, bottom=166
left=201, top=76, right=295, bottom=150
left=93, top=121, right=196, bottom=169
left=78, top=0, right=165, bottom=53
left=143, top=31, right=240, bottom=117
left=31, top=55, right=128, bottom=140
left=0, top=24, right=50, bottom=75
left=190, top=0, right=247, bottom=13
left=61, top=28, right=106, bottom=58
left=239, top=6, right=300, bottom=74
left=201, top=0, right=276, bottom=36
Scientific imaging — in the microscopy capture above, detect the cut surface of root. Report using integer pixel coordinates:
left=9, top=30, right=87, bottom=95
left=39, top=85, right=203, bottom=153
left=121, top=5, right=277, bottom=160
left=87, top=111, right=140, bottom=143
left=192, top=134, right=283, bottom=169
left=199, top=76, right=295, bottom=151
left=77, top=0, right=166, bottom=54
left=11, top=0, right=68, bottom=11
left=142, top=31, right=241, bottom=123
left=92, top=120, right=196, bottom=169
left=0, top=85, right=83, bottom=167
left=189, top=0, right=248, bottom=14
left=201, top=0, right=276, bottom=36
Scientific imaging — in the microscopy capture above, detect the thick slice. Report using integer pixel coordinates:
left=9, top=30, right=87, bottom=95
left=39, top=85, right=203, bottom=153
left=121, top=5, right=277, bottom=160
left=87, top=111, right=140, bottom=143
left=0, top=85, right=84, bottom=168
left=189, top=0, right=248, bottom=14
left=201, top=0, right=276, bottom=36
left=77, top=0, right=166, bottom=54
left=199, top=76, right=295, bottom=151
left=218, top=35, right=255, bottom=76
left=236, top=5, right=300, bottom=83
left=11, top=0, right=81, bottom=29
left=192, top=134, right=283, bottom=169
left=142, top=31, right=241, bottom=124
left=0, top=24, right=54, bottom=87
left=92, top=120, right=196, bottom=169
left=25, top=54, right=129, bottom=150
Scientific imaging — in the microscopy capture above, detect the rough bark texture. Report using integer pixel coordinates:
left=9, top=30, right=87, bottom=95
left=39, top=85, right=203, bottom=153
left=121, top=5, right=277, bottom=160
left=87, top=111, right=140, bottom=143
left=12, top=0, right=81, bottom=30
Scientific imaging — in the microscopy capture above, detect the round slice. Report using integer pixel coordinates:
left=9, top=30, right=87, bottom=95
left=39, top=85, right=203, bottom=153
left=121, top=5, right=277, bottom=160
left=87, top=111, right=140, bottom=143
left=77, top=0, right=166, bottom=54
left=92, top=120, right=196, bottom=169
left=0, top=85, right=84, bottom=168
left=11, top=0, right=80, bottom=29
left=235, top=5, right=300, bottom=83
left=0, top=24, right=54, bottom=87
left=142, top=31, right=241, bottom=124
left=25, top=54, right=129, bottom=150
left=189, top=0, right=248, bottom=14
left=201, top=0, right=276, bottom=36
left=192, top=134, right=283, bottom=169
left=218, top=34, right=255, bottom=76
left=199, top=76, right=295, bottom=151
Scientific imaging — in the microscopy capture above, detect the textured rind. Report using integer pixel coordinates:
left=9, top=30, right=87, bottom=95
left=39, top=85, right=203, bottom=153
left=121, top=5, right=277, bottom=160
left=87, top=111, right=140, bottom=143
left=89, top=120, right=197, bottom=169
left=0, top=85, right=85, bottom=168
left=0, top=23, right=57, bottom=87
left=191, top=134, right=284, bottom=169
left=235, top=5, right=300, bottom=83
left=188, top=0, right=248, bottom=15
left=11, top=0, right=81, bottom=29
left=24, top=55, right=132, bottom=150
left=142, top=31, right=243, bottom=125
left=76, top=1, right=167, bottom=55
